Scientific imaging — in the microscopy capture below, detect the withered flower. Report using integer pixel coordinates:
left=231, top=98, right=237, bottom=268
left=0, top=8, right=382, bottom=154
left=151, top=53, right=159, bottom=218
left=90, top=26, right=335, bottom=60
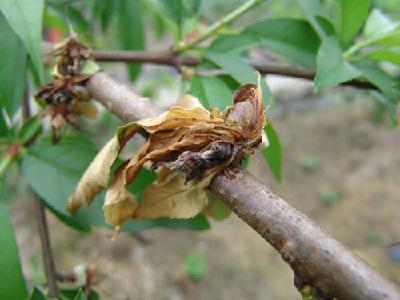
left=36, top=35, right=100, bottom=138
left=52, top=34, right=93, bottom=77
left=36, top=76, right=96, bottom=128
left=68, top=77, right=267, bottom=230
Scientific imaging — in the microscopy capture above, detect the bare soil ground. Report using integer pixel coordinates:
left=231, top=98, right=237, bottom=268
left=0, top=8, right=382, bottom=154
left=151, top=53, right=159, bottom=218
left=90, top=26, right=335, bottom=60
left=12, top=82, right=400, bottom=300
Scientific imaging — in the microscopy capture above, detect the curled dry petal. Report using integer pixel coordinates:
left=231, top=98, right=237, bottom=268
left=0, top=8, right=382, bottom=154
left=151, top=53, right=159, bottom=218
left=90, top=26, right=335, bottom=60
left=67, top=137, right=119, bottom=212
left=68, top=79, right=268, bottom=228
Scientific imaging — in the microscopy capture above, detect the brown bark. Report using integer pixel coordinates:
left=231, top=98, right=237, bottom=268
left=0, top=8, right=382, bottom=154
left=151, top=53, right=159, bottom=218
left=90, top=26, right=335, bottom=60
left=93, top=50, right=377, bottom=90
left=87, top=72, right=400, bottom=300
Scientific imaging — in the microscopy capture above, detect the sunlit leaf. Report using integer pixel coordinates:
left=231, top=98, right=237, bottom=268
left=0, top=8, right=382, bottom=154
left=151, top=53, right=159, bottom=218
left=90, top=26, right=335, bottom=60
left=190, top=75, right=234, bottom=109
left=315, top=36, right=360, bottom=91
left=243, top=18, right=320, bottom=68
left=261, top=124, right=282, bottom=182
left=337, top=0, right=369, bottom=46
left=203, top=51, right=256, bottom=84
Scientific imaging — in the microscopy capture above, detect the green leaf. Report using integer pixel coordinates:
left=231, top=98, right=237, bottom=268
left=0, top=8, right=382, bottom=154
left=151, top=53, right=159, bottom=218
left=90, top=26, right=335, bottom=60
left=159, top=0, right=182, bottom=26
left=363, top=9, right=396, bottom=40
left=123, top=212, right=210, bottom=232
left=207, top=194, right=231, bottom=221
left=46, top=1, right=91, bottom=35
left=185, top=0, right=202, bottom=15
left=184, top=251, right=207, bottom=279
left=0, top=105, right=9, bottom=136
left=22, top=136, right=98, bottom=231
left=30, top=287, right=47, bottom=300
left=261, top=124, right=282, bottom=182
left=189, top=75, right=234, bottom=110
left=93, top=0, right=115, bottom=33
left=18, top=116, right=42, bottom=145
left=354, top=61, right=399, bottom=100
left=296, top=0, right=330, bottom=38
left=0, top=204, right=28, bottom=300
left=60, top=289, right=99, bottom=300
left=203, top=51, right=256, bottom=85
left=243, top=18, right=320, bottom=68
left=337, top=0, right=369, bottom=46
left=315, top=37, right=360, bottom=91
left=117, top=0, right=145, bottom=81
left=354, top=61, right=399, bottom=125
left=74, top=289, right=87, bottom=300
left=0, top=13, right=27, bottom=117
left=208, top=34, right=257, bottom=54
left=0, top=0, right=44, bottom=81
left=365, top=49, right=400, bottom=65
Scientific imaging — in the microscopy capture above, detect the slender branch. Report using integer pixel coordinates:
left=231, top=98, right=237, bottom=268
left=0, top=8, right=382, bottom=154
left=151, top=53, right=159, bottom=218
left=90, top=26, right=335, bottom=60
left=34, top=199, right=59, bottom=297
left=173, top=0, right=264, bottom=52
left=86, top=71, right=400, bottom=300
left=92, top=50, right=377, bottom=90
left=22, top=92, right=59, bottom=297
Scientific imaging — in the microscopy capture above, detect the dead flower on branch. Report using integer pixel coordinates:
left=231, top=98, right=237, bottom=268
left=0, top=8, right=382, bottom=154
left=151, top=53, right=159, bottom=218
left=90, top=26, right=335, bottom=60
left=68, top=76, right=268, bottom=230
left=36, top=35, right=100, bottom=140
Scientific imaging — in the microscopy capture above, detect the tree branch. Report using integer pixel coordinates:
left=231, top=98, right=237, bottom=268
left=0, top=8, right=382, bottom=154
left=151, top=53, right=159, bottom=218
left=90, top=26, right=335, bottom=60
left=87, top=72, right=400, bottom=299
left=22, top=92, right=59, bottom=297
left=92, top=50, right=377, bottom=90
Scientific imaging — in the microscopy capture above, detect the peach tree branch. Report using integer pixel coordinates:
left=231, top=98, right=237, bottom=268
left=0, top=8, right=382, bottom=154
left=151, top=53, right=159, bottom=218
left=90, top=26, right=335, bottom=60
left=87, top=71, right=400, bottom=300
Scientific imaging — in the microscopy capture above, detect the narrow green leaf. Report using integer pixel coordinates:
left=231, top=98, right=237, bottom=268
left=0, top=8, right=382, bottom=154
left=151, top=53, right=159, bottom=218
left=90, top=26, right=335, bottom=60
left=203, top=51, right=256, bottom=84
left=363, top=9, right=396, bottom=39
left=207, top=194, right=231, bottom=220
left=118, top=0, right=145, bottom=81
left=74, top=289, right=87, bottom=300
left=18, top=116, right=42, bottom=145
left=0, top=204, right=28, bottom=300
left=0, top=0, right=44, bottom=81
left=208, top=34, right=257, bottom=54
left=365, top=49, right=400, bottom=65
left=189, top=75, right=234, bottom=110
left=261, top=124, right=282, bottom=182
left=93, top=0, right=115, bottom=32
left=296, top=0, right=329, bottom=38
left=0, top=106, right=9, bottom=136
left=0, top=13, right=27, bottom=117
left=30, top=287, right=47, bottom=300
left=46, top=1, right=90, bottom=34
left=60, top=289, right=99, bottom=300
left=243, top=18, right=320, bottom=68
left=354, top=61, right=399, bottom=125
left=354, top=61, right=399, bottom=100
left=123, top=212, right=210, bottom=232
left=159, top=0, right=182, bottom=26
left=315, top=37, right=360, bottom=91
left=338, top=0, right=369, bottom=46
left=22, top=136, right=98, bottom=231
left=185, top=0, right=202, bottom=15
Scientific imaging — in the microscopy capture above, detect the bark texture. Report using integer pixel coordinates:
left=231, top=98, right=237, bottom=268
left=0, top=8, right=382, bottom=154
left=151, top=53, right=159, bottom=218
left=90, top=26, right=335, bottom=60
left=87, top=71, right=400, bottom=300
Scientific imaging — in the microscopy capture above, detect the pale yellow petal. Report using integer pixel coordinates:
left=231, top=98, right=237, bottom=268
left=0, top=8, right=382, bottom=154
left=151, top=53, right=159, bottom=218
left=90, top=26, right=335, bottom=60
left=175, top=94, right=204, bottom=109
left=67, top=136, right=119, bottom=212
left=103, top=174, right=137, bottom=227
left=135, top=169, right=217, bottom=219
